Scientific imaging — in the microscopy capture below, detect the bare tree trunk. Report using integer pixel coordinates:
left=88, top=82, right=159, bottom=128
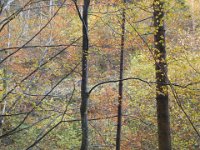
left=0, top=1, right=3, bottom=14
left=80, top=0, right=90, bottom=150
left=0, top=8, right=10, bottom=144
left=49, top=0, right=54, bottom=15
left=191, top=0, right=196, bottom=31
left=153, top=0, right=172, bottom=150
left=116, top=0, right=126, bottom=150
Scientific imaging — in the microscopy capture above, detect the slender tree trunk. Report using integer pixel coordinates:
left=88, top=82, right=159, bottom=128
left=0, top=60, right=7, bottom=144
left=153, top=0, right=172, bottom=150
left=116, top=1, right=126, bottom=150
left=49, top=0, right=54, bottom=15
left=0, top=1, right=3, bottom=14
left=0, top=9, right=9, bottom=144
left=80, top=0, right=90, bottom=150
left=191, top=0, right=196, bottom=31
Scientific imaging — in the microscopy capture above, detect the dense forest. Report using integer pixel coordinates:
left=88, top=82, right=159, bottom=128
left=0, top=0, right=199, bottom=149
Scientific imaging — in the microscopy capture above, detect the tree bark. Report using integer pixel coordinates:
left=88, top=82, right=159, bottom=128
left=153, top=0, right=172, bottom=150
left=80, top=0, right=90, bottom=150
left=0, top=9, right=9, bottom=144
left=116, top=1, right=126, bottom=150
left=191, top=0, right=196, bottom=31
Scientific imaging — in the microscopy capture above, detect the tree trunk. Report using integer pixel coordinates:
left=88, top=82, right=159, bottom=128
left=191, top=0, right=195, bottom=31
left=0, top=9, right=9, bottom=144
left=116, top=0, right=126, bottom=150
left=153, top=0, right=172, bottom=150
left=80, top=0, right=90, bottom=150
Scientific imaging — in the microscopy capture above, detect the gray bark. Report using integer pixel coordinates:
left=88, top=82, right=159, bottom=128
left=80, top=0, right=90, bottom=150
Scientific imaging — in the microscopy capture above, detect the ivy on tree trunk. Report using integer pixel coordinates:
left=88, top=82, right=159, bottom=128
left=153, top=0, right=172, bottom=149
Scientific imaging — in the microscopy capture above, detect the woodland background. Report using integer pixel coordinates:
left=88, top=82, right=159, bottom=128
left=0, top=0, right=199, bottom=149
